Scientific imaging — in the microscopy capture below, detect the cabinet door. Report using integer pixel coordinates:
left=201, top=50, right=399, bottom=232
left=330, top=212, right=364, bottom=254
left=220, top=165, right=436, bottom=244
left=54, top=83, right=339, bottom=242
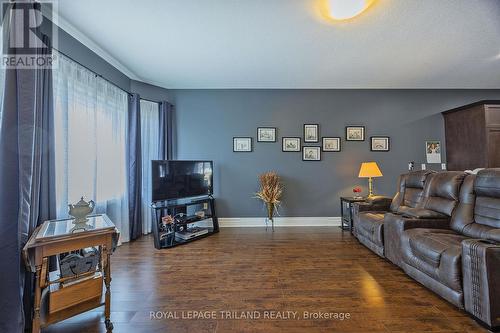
left=488, top=128, right=500, bottom=167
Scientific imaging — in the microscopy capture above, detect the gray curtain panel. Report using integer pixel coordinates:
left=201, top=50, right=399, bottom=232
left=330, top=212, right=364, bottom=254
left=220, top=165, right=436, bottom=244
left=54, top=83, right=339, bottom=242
left=159, top=101, right=174, bottom=160
left=0, top=3, right=56, bottom=332
left=128, top=93, right=143, bottom=240
left=22, top=33, right=57, bottom=331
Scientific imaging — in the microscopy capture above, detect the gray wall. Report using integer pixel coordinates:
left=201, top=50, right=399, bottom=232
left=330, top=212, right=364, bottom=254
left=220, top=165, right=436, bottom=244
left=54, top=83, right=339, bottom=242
left=39, top=17, right=500, bottom=218
left=171, top=89, right=500, bottom=218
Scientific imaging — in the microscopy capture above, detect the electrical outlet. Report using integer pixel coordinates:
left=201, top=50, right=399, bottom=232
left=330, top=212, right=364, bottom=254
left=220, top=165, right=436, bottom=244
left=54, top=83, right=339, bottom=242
left=421, top=164, right=426, bottom=170
left=441, top=163, right=447, bottom=170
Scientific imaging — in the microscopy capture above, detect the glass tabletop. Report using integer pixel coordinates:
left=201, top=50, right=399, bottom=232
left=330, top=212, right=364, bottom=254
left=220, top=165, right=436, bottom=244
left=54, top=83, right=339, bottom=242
left=36, top=214, right=115, bottom=240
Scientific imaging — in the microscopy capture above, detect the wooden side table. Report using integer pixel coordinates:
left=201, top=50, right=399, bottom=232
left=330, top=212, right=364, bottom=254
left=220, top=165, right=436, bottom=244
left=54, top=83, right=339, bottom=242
left=340, top=197, right=366, bottom=234
left=23, top=214, right=119, bottom=333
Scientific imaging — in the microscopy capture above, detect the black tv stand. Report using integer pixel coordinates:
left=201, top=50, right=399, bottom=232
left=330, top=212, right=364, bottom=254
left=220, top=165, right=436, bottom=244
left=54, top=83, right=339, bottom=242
left=151, top=196, right=219, bottom=249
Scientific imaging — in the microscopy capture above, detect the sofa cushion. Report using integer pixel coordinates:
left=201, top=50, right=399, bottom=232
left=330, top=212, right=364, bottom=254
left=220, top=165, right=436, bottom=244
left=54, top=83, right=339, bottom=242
left=402, top=228, right=468, bottom=292
left=474, top=196, right=500, bottom=228
left=390, top=170, right=434, bottom=213
left=356, top=212, right=385, bottom=247
left=450, top=169, right=500, bottom=241
left=403, top=187, right=426, bottom=208
left=406, top=171, right=430, bottom=188
left=474, top=168, right=500, bottom=198
left=423, top=172, right=466, bottom=216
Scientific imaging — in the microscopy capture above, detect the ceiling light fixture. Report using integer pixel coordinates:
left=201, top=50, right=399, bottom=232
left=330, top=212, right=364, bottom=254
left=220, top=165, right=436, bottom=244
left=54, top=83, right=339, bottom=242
left=326, top=0, right=375, bottom=20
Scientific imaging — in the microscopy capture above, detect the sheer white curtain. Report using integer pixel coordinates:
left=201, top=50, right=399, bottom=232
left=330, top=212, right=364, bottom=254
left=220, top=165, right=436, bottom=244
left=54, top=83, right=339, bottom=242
left=140, top=99, right=160, bottom=234
left=53, top=52, right=130, bottom=242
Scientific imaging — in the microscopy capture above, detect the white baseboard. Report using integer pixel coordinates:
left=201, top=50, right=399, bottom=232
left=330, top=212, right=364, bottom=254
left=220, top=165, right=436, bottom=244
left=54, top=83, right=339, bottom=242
left=218, top=217, right=341, bottom=227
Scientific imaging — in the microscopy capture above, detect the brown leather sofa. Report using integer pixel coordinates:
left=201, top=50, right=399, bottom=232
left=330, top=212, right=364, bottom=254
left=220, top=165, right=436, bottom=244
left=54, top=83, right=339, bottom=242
left=353, top=170, right=434, bottom=257
left=400, top=169, right=500, bottom=329
left=384, top=171, right=467, bottom=267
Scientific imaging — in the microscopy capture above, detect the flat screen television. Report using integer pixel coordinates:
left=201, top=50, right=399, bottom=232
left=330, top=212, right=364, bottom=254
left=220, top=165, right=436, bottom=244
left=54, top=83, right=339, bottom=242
left=152, top=160, right=213, bottom=202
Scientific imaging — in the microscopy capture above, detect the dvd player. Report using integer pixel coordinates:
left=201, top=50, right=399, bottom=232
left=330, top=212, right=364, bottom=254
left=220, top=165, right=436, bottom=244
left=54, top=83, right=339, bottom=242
left=175, top=227, right=209, bottom=240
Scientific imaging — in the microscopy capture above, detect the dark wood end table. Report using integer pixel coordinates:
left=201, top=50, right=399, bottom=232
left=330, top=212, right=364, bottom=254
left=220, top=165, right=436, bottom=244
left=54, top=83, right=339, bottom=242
left=340, top=196, right=367, bottom=234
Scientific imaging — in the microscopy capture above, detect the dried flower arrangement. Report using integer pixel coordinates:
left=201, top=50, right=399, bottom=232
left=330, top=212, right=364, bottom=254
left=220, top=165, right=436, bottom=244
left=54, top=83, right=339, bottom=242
left=255, top=171, right=284, bottom=227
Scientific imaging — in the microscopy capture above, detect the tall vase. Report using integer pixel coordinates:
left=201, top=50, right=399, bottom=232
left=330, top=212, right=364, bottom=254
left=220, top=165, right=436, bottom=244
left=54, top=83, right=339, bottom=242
left=266, top=202, right=275, bottom=232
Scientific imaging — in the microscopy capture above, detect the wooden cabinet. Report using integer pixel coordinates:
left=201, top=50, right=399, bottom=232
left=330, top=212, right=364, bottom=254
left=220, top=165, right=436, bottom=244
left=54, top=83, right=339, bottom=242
left=443, top=101, right=500, bottom=171
left=23, top=214, right=118, bottom=332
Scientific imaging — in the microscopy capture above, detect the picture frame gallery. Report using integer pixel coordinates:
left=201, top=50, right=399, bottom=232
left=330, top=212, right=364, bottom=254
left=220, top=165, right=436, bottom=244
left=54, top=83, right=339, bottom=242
left=370, top=136, right=390, bottom=152
left=304, top=124, right=319, bottom=142
left=257, top=127, right=277, bottom=142
left=346, top=126, right=365, bottom=141
left=303, top=146, right=321, bottom=161
left=322, top=137, right=341, bottom=152
left=282, top=137, right=301, bottom=152
left=233, top=137, right=252, bottom=152
left=234, top=125, right=389, bottom=157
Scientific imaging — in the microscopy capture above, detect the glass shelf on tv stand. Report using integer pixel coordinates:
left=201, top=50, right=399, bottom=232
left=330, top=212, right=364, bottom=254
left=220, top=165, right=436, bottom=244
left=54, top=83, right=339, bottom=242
left=151, top=196, right=218, bottom=249
left=151, top=195, right=212, bottom=209
left=159, top=221, right=214, bottom=248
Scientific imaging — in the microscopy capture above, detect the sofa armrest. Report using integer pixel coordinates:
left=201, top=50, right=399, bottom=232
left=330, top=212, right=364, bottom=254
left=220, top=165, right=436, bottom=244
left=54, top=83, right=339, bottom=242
left=353, top=196, right=392, bottom=214
left=462, top=239, right=500, bottom=330
left=401, top=208, right=449, bottom=219
left=366, top=195, right=393, bottom=206
left=392, top=217, right=451, bottom=230
left=352, top=197, right=392, bottom=238
left=484, top=229, right=500, bottom=243
left=383, top=213, right=451, bottom=267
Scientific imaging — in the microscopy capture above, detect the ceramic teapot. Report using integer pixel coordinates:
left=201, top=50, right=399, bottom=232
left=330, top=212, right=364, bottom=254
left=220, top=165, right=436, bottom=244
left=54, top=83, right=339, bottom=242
left=68, top=197, right=95, bottom=223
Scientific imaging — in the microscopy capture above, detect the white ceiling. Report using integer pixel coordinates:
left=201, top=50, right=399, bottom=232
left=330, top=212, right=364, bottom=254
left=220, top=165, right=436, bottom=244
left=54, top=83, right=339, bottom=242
left=56, top=0, right=500, bottom=89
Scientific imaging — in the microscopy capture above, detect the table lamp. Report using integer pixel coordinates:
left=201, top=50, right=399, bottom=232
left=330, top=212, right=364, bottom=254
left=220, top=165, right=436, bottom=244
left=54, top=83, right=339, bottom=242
left=358, top=162, right=383, bottom=197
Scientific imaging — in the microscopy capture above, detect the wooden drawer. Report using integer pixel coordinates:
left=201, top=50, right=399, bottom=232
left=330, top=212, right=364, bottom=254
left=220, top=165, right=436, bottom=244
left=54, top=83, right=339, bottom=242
left=49, top=273, right=102, bottom=314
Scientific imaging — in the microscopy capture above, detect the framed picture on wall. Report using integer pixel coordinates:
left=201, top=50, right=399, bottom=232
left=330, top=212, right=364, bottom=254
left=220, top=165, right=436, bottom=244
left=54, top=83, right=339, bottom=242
left=282, top=137, right=301, bottom=152
left=426, top=140, right=441, bottom=163
left=346, top=126, right=365, bottom=141
left=370, top=136, right=390, bottom=151
left=304, top=124, right=319, bottom=142
left=322, top=137, right=341, bottom=152
left=303, top=146, right=321, bottom=161
left=233, top=137, right=252, bottom=152
left=257, top=127, right=277, bottom=142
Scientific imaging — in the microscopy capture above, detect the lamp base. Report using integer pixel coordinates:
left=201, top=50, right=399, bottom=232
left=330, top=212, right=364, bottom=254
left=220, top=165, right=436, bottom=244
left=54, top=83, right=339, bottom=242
left=368, top=177, right=375, bottom=197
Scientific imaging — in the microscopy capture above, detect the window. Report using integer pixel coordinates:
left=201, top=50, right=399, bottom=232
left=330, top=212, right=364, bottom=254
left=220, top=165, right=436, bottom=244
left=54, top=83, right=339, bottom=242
left=140, top=99, right=160, bottom=234
left=53, top=52, right=130, bottom=242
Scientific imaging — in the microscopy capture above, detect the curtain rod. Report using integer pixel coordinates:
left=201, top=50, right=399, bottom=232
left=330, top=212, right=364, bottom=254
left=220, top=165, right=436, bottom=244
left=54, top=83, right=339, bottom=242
left=53, top=47, right=169, bottom=105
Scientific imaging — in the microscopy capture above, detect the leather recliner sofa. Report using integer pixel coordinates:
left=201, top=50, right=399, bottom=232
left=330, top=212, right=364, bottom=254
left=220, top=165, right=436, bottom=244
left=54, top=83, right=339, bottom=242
left=353, top=170, right=434, bottom=257
left=352, top=169, right=500, bottom=330
left=400, top=169, right=500, bottom=329
left=384, top=171, right=467, bottom=267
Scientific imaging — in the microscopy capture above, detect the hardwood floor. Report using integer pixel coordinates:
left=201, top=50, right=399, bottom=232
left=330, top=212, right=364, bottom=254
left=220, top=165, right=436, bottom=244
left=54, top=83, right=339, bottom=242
left=43, top=227, right=490, bottom=333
